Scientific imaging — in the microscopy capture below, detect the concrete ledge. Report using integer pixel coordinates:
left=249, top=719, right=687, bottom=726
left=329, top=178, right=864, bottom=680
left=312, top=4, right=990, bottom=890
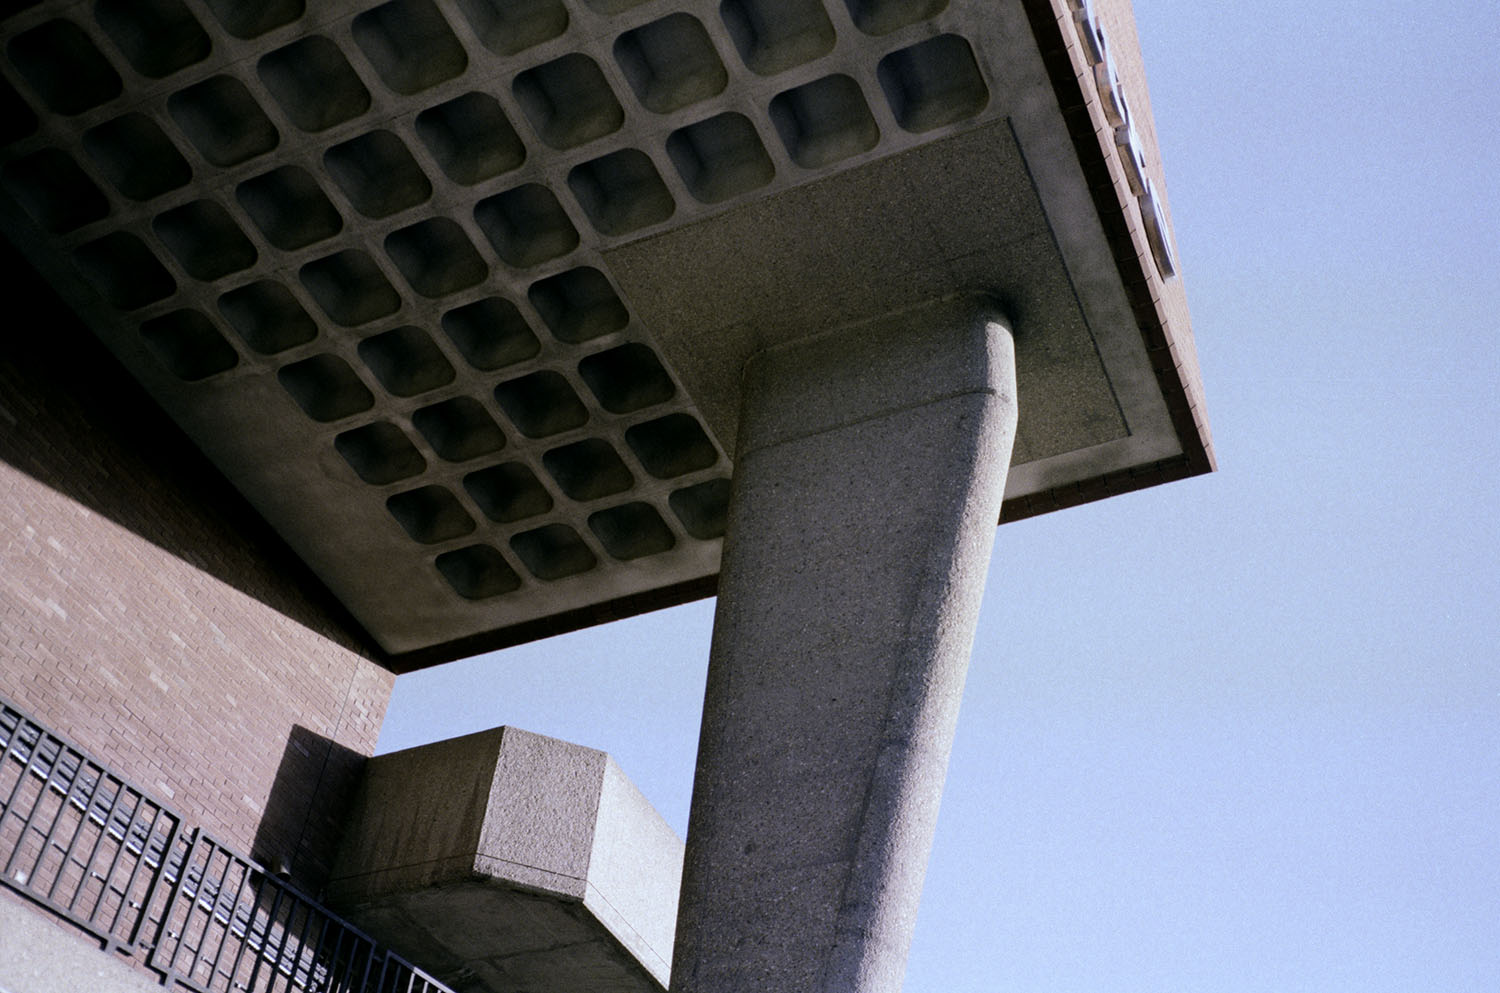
left=328, top=727, right=680, bottom=992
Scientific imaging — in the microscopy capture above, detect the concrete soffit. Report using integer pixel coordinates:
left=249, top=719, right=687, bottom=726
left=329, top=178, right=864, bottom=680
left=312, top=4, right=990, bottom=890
left=0, top=0, right=1211, bottom=662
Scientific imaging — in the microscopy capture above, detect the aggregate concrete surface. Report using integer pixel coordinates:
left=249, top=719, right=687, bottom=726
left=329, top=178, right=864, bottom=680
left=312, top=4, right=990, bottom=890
left=0, top=0, right=1209, bottom=659
left=0, top=892, right=162, bottom=993
left=328, top=726, right=681, bottom=992
left=675, top=300, right=1017, bottom=992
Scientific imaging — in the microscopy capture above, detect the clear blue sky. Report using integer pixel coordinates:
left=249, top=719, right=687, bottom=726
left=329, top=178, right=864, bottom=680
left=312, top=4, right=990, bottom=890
left=377, top=2, right=1500, bottom=990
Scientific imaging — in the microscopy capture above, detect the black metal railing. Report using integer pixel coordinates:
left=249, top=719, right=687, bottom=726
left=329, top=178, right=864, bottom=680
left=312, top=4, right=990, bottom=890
left=0, top=697, right=452, bottom=993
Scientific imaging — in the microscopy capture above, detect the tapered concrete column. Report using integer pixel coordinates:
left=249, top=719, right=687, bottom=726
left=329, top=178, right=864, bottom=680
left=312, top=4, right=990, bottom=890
left=673, top=296, right=1018, bottom=993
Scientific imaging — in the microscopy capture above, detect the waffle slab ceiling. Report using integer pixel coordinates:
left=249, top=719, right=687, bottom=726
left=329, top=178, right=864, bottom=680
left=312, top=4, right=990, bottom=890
left=0, top=0, right=1212, bottom=666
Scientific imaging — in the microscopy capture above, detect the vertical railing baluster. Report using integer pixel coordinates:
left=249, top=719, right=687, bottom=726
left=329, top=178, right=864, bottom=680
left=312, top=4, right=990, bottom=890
left=148, top=827, right=207, bottom=983
left=18, top=742, right=79, bottom=890
left=63, top=774, right=122, bottom=912
left=46, top=758, right=106, bottom=902
left=289, top=897, right=325, bottom=990
left=3, top=722, right=64, bottom=878
left=283, top=896, right=313, bottom=991
left=1, top=716, right=40, bottom=817
left=131, top=812, right=183, bottom=951
left=85, top=787, right=143, bottom=921
left=245, top=868, right=289, bottom=992
left=270, top=890, right=311, bottom=991
left=353, top=931, right=378, bottom=993
left=324, top=921, right=362, bottom=993
left=301, top=909, right=333, bottom=991
left=227, top=859, right=272, bottom=990
left=106, top=799, right=166, bottom=941
left=205, top=855, right=251, bottom=991
left=181, top=836, right=232, bottom=987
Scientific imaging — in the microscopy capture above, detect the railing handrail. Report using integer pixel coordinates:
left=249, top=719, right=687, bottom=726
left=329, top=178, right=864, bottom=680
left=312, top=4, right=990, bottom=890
left=0, top=694, right=454, bottom=993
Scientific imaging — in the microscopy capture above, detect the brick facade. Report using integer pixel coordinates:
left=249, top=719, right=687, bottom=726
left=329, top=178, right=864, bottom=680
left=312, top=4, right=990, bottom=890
left=0, top=245, right=394, bottom=891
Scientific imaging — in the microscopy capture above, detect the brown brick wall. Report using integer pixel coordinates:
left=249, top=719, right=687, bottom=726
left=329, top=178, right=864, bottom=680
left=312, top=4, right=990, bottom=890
left=0, top=244, right=394, bottom=892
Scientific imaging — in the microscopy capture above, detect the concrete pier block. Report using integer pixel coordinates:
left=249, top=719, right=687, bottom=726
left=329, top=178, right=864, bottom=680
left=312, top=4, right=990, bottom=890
left=328, top=727, right=681, bottom=993
left=672, top=297, right=1019, bottom=993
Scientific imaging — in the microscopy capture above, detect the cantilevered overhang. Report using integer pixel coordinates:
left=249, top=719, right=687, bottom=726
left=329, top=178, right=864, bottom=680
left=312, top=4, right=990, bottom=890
left=0, top=0, right=1211, bottom=667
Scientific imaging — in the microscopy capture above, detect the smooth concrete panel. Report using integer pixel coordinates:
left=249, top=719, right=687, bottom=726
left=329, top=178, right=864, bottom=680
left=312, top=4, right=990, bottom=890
left=586, top=757, right=683, bottom=985
left=608, top=122, right=1124, bottom=468
left=673, top=298, right=1018, bottom=993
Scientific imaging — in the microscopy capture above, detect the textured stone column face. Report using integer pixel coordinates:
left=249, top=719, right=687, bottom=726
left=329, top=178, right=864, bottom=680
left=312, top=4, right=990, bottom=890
left=673, top=297, right=1018, bottom=993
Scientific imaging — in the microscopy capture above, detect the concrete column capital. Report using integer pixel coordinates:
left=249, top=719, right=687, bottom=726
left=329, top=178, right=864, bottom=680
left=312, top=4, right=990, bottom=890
left=737, top=293, right=1017, bottom=458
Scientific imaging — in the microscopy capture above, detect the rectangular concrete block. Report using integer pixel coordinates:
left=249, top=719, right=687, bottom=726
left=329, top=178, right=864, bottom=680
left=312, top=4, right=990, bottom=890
left=328, top=726, right=682, bottom=993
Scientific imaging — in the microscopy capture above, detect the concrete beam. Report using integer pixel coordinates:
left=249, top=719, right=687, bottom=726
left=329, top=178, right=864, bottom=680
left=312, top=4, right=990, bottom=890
left=672, top=297, right=1018, bottom=992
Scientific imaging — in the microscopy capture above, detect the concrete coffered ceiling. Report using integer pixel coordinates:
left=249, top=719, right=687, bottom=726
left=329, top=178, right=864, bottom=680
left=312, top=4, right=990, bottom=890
left=0, top=0, right=1211, bottom=667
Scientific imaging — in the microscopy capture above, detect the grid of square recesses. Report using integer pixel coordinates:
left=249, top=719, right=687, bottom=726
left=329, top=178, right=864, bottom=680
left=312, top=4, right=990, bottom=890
left=1, top=0, right=996, bottom=608
left=257, top=251, right=730, bottom=601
